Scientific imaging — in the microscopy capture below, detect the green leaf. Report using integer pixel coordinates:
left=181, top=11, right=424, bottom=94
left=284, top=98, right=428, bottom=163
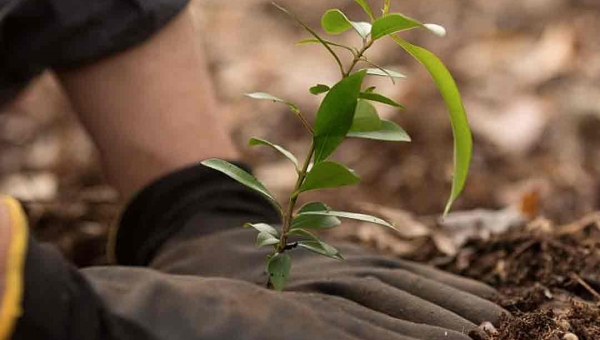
left=365, top=86, right=377, bottom=93
left=201, top=159, right=282, bottom=212
left=359, top=92, right=404, bottom=108
left=249, top=137, right=299, bottom=168
left=296, top=210, right=396, bottom=230
left=244, top=222, right=280, bottom=237
left=383, top=0, right=391, bottom=15
left=392, top=36, right=472, bottom=215
left=371, top=13, right=446, bottom=40
left=313, top=70, right=366, bottom=163
left=256, top=232, right=280, bottom=248
left=310, top=84, right=331, bottom=95
left=291, top=201, right=341, bottom=230
left=300, top=161, right=360, bottom=192
left=321, top=9, right=372, bottom=39
left=246, top=92, right=299, bottom=112
left=350, top=100, right=381, bottom=132
left=267, top=253, right=291, bottom=291
left=365, top=68, right=407, bottom=79
left=298, top=240, right=343, bottom=260
left=354, top=0, right=375, bottom=21
left=347, top=120, right=411, bottom=142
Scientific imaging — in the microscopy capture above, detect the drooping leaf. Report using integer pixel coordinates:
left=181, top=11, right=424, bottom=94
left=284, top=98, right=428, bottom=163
left=298, top=240, right=344, bottom=260
left=392, top=36, right=472, bottom=215
left=371, top=14, right=446, bottom=40
left=310, top=84, right=331, bottom=95
left=350, top=100, right=381, bottom=132
left=267, top=253, right=291, bottom=291
left=291, top=201, right=341, bottom=230
left=365, top=68, right=407, bottom=79
left=353, top=0, right=375, bottom=21
left=244, top=222, right=280, bottom=237
left=296, top=210, right=396, bottom=230
left=201, top=159, right=282, bottom=213
left=321, top=9, right=372, bottom=39
left=347, top=120, right=411, bottom=142
left=300, top=161, right=360, bottom=192
left=256, top=232, right=280, bottom=248
left=359, top=92, right=404, bottom=108
left=249, top=137, right=299, bottom=168
left=246, top=92, right=299, bottom=111
left=313, top=70, right=366, bottom=163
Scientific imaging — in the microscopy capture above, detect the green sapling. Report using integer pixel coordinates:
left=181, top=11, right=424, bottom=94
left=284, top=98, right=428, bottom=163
left=202, top=0, right=473, bottom=290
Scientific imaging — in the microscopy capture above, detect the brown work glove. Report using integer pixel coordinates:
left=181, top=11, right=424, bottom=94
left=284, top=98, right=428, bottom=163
left=109, top=163, right=506, bottom=340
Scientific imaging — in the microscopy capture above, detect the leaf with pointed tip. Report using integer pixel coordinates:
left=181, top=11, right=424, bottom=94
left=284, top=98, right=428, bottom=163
left=296, top=210, right=396, bottom=230
left=353, top=0, right=375, bottom=21
left=267, top=253, right=291, bottom=291
left=310, top=84, right=331, bottom=95
left=347, top=120, right=411, bottom=142
left=201, top=159, right=282, bottom=213
left=244, top=222, right=280, bottom=237
left=365, top=86, right=377, bottom=93
left=371, top=13, right=446, bottom=40
left=392, top=37, right=472, bottom=216
left=300, top=161, right=360, bottom=192
left=350, top=100, right=381, bottom=132
left=365, top=68, right=407, bottom=79
left=256, top=232, right=280, bottom=248
left=298, top=240, right=344, bottom=260
left=249, top=138, right=298, bottom=168
left=246, top=92, right=299, bottom=112
left=313, top=71, right=366, bottom=163
left=359, top=92, right=405, bottom=108
left=291, top=201, right=341, bottom=230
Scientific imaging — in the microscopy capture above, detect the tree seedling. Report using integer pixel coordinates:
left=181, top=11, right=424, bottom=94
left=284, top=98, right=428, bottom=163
left=202, top=0, right=473, bottom=290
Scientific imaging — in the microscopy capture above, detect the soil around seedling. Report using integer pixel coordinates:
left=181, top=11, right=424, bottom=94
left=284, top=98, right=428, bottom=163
left=440, top=215, right=600, bottom=340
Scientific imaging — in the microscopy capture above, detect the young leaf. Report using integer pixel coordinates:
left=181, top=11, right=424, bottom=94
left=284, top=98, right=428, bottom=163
left=392, top=36, right=472, bottom=215
left=321, top=9, right=372, bottom=39
left=371, top=14, right=446, bottom=40
left=291, top=202, right=341, bottom=230
left=249, top=137, right=299, bottom=169
left=300, top=161, right=361, bottom=192
left=310, top=84, right=331, bottom=95
left=201, top=159, right=282, bottom=212
left=354, top=0, right=375, bottom=21
left=313, top=70, right=366, bottom=163
left=256, top=232, right=280, bottom=248
left=267, top=253, right=291, bottom=291
left=347, top=120, right=411, bottom=142
left=246, top=92, right=299, bottom=111
left=296, top=210, right=396, bottom=230
left=321, top=9, right=353, bottom=34
left=365, top=68, right=407, bottom=79
left=359, top=92, right=404, bottom=108
left=244, top=222, right=280, bottom=237
left=298, top=240, right=344, bottom=260
left=350, top=100, right=381, bottom=132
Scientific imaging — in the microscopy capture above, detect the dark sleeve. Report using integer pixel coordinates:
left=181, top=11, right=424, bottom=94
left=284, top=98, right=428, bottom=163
left=114, top=162, right=281, bottom=266
left=12, top=237, right=159, bottom=340
left=0, top=0, right=191, bottom=105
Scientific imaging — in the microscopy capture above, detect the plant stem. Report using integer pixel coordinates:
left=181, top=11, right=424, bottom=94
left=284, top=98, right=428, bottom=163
left=276, top=141, right=316, bottom=253
left=291, top=107, right=314, bottom=134
left=344, top=39, right=374, bottom=77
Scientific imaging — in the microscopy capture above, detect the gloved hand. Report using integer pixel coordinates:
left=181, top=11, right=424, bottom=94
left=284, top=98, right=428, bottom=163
left=111, top=164, right=506, bottom=340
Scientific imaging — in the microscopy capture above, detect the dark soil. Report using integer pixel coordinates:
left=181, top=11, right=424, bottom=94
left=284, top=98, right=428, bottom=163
left=440, top=216, right=600, bottom=340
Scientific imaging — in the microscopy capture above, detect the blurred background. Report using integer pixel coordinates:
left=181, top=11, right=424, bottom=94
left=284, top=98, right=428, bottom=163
left=1, top=0, right=599, bottom=265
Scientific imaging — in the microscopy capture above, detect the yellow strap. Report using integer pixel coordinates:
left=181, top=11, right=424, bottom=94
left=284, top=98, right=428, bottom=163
left=0, top=196, right=29, bottom=340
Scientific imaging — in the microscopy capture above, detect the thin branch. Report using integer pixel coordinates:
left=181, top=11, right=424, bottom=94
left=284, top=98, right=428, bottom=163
left=359, top=57, right=397, bottom=85
left=273, top=2, right=346, bottom=77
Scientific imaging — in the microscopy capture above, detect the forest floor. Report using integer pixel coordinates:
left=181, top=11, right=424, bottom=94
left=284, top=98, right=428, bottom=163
left=1, top=0, right=599, bottom=339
